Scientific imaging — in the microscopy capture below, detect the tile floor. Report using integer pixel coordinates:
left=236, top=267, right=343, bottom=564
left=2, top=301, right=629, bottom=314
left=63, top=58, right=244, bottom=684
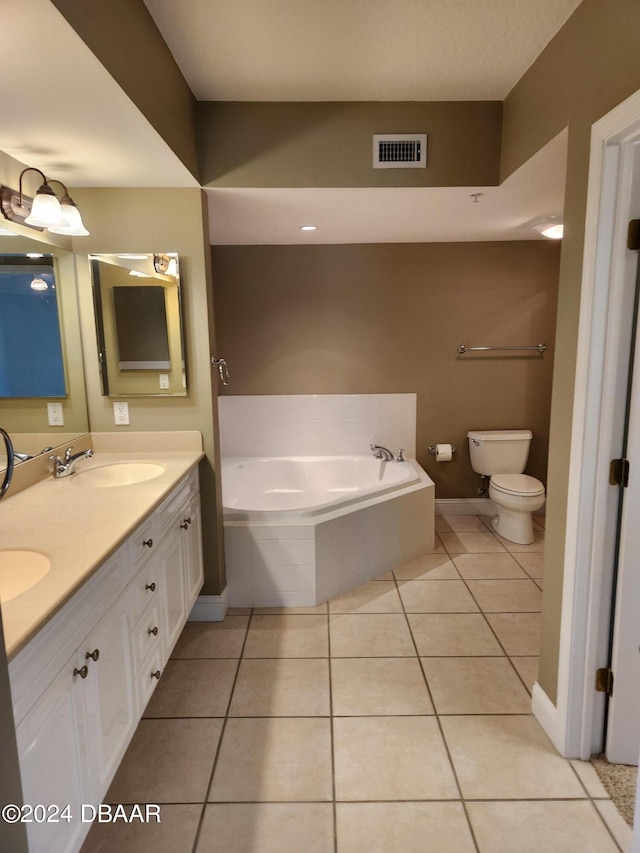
left=82, top=513, right=633, bottom=853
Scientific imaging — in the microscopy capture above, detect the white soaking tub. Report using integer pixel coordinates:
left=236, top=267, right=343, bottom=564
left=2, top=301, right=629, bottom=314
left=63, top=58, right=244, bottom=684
left=221, top=456, right=434, bottom=607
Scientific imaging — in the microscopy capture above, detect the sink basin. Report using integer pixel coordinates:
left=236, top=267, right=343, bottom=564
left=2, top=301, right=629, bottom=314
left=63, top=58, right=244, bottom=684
left=73, top=462, right=165, bottom=488
left=0, top=551, right=51, bottom=604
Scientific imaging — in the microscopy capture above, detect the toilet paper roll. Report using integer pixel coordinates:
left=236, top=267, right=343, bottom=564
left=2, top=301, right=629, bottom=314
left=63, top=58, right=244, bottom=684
left=435, top=443, right=453, bottom=462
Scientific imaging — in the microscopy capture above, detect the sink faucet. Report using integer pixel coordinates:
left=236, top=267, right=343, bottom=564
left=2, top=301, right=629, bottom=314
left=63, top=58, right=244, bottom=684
left=49, top=447, right=94, bottom=478
left=370, top=443, right=394, bottom=462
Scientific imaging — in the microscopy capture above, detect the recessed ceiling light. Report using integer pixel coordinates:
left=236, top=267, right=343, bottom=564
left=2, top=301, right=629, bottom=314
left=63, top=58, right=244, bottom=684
left=26, top=252, right=44, bottom=258
left=540, top=223, right=564, bottom=239
left=117, top=253, right=149, bottom=260
left=300, top=225, right=317, bottom=231
left=530, top=216, right=563, bottom=240
left=129, top=269, right=151, bottom=277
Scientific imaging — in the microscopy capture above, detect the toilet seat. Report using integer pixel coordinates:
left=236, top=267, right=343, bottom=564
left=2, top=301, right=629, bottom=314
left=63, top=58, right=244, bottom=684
left=491, top=474, right=545, bottom=497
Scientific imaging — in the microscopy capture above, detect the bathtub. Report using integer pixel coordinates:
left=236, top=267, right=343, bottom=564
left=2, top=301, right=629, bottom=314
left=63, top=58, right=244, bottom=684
left=222, top=455, right=434, bottom=607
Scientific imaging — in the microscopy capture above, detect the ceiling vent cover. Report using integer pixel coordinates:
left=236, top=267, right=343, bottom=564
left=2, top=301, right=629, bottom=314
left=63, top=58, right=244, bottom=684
left=373, top=134, right=427, bottom=169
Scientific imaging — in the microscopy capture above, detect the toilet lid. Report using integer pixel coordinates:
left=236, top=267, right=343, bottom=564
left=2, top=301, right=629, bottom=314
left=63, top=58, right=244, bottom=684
left=491, top=474, right=545, bottom=497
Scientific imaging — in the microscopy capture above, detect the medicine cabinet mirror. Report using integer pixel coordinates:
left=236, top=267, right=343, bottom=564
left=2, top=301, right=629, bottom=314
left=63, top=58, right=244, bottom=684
left=90, top=253, right=187, bottom=397
left=0, top=229, right=89, bottom=471
left=0, top=255, right=66, bottom=398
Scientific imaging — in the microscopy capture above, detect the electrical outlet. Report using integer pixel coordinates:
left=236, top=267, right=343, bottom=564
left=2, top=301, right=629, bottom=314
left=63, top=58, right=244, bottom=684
left=113, top=401, right=130, bottom=426
left=47, top=402, right=64, bottom=426
left=159, top=373, right=170, bottom=390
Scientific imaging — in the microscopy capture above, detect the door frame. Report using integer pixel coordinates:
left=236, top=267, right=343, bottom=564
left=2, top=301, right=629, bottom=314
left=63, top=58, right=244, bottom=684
left=533, top=88, right=640, bottom=771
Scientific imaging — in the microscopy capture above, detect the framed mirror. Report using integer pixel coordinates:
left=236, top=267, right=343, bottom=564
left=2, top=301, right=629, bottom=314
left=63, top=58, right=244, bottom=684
left=0, top=229, right=89, bottom=470
left=90, top=253, right=187, bottom=396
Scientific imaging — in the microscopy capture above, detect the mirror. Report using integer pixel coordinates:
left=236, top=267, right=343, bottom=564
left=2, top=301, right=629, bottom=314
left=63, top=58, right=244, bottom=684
left=0, top=255, right=66, bottom=398
left=90, top=253, right=187, bottom=396
left=0, top=229, right=89, bottom=470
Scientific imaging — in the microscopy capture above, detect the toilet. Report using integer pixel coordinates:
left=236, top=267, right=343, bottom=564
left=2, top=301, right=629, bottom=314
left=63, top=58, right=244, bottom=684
left=467, top=429, right=545, bottom=545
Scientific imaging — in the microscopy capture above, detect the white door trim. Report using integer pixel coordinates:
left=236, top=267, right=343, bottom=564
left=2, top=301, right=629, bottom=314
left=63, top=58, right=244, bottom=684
left=536, top=88, right=640, bottom=766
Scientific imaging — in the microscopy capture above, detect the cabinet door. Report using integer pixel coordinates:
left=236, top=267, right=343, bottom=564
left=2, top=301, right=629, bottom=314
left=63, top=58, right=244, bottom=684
left=16, top=654, right=91, bottom=853
left=82, top=599, right=137, bottom=799
left=160, top=531, right=187, bottom=658
left=182, top=497, right=204, bottom=609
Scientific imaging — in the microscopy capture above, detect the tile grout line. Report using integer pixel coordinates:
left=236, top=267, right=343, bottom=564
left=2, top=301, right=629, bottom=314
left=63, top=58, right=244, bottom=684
left=391, top=568, right=482, bottom=853
left=565, top=762, right=626, bottom=853
left=327, top=601, right=338, bottom=853
left=189, top=607, right=254, bottom=853
left=437, top=529, right=541, bottom=698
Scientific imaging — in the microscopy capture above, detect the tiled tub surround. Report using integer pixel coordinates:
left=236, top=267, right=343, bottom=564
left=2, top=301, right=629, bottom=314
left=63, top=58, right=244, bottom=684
left=82, top=512, right=632, bottom=853
left=224, top=459, right=434, bottom=607
left=218, top=393, right=417, bottom=458
left=219, top=394, right=433, bottom=606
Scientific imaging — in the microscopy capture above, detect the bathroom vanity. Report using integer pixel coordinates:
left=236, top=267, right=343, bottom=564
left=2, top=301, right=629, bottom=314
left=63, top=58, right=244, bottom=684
left=1, top=443, right=204, bottom=853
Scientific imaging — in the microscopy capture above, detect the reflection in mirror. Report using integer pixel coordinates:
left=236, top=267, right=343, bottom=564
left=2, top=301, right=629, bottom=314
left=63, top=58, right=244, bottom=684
left=90, top=253, right=187, bottom=396
left=0, top=256, right=66, bottom=397
left=0, top=228, right=89, bottom=471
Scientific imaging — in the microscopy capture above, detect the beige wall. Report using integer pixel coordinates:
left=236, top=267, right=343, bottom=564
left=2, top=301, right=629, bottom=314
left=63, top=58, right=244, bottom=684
left=72, top=188, right=225, bottom=594
left=198, top=101, right=502, bottom=188
left=501, top=0, right=640, bottom=704
left=0, top=151, right=89, bottom=439
left=51, top=0, right=199, bottom=180
left=213, top=241, right=560, bottom=495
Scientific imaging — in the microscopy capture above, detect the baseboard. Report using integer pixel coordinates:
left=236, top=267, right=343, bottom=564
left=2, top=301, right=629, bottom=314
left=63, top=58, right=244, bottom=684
left=188, top=589, right=229, bottom=622
left=532, top=682, right=566, bottom=755
left=435, top=498, right=497, bottom=515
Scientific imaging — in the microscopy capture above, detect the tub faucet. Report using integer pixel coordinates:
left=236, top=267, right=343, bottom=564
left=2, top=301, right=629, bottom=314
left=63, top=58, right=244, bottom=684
left=370, top=443, right=394, bottom=462
left=49, top=447, right=94, bottom=478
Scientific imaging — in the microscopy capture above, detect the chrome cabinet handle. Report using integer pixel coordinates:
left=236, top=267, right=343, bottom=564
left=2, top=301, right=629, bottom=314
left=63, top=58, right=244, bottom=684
left=145, top=582, right=156, bottom=592
left=148, top=627, right=159, bottom=636
left=85, top=649, right=100, bottom=662
left=143, top=538, right=153, bottom=548
left=151, top=670, right=161, bottom=680
left=73, top=665, right=89, bottom=679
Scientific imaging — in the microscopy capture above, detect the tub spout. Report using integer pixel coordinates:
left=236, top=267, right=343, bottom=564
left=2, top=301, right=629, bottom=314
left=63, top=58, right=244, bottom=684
left=370, top=443, right=394, bottom=462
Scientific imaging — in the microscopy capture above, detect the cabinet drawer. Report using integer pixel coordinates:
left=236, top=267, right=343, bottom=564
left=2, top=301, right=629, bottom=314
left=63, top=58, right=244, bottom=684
left=130, top=558, right=163, bottom=621
left=154, top=474, right=193, bottom=532
left=131, top=602, right=163, bottom=673
left=136, top=646, right=164, bottom=712
left=130, top=515, right=158, bottom=567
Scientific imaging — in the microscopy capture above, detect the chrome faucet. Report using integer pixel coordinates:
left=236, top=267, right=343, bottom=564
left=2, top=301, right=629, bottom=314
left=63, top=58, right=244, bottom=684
left=370, top=443, right=394, bottom=462
left=49, top=446, right=94, bottom=478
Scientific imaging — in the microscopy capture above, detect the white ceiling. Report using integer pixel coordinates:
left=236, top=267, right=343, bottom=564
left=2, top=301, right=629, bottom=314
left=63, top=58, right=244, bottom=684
left=208, top=130, right=567, bottom=244
left=0, top=0, right=197, bottom=188
left=0, top=1, right=575, bottom=243
left=144, top=0, right=582, bottom=101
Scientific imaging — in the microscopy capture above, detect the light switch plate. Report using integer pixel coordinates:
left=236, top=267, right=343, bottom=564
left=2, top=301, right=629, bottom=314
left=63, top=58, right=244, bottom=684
left=47, top=402, right=64, bottom=426
left=159, top=373, right=170, bottom=390
left=113, top=401, right=130, bottom=425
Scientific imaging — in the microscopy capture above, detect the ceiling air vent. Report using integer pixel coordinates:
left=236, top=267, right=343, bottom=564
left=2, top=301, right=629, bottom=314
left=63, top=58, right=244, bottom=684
left=373, top=134, right=427, bottom=169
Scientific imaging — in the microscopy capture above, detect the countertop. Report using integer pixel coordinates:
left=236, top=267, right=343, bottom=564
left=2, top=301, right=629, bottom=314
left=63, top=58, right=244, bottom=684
left=0, top=449, right=204, bottom=660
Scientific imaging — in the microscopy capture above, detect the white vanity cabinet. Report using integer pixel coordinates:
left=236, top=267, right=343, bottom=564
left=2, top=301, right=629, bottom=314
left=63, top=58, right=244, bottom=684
left=9, top=467, right=204, bottom=853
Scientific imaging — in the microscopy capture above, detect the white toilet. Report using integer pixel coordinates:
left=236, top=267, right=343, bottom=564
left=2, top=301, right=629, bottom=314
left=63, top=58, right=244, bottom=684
left=467, top=429, right=545, bottom=545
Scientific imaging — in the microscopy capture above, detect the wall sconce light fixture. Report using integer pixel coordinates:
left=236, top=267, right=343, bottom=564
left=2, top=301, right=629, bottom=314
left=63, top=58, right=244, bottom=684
left=0, top=167, right=89, bottom=236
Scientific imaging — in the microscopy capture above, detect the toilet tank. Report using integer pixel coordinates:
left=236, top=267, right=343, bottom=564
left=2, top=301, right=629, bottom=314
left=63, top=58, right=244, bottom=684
left=467, top=430, right=533, bottom=476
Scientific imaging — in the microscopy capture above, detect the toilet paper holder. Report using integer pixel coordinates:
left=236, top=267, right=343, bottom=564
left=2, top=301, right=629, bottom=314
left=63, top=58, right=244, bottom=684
left=428, top=444, right=457, bottom=454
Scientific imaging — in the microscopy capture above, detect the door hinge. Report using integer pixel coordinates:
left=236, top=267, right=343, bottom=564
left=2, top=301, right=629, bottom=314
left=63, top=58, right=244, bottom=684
left=595, top=667, right=614, bottom=696
left=610, top=458, right=630, bottom=487
left=628, top=219, right=640, bottom=250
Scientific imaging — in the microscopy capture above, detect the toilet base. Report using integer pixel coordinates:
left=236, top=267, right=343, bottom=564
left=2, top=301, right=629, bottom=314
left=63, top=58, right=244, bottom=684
left=492, top=508, right=534, bottom=545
